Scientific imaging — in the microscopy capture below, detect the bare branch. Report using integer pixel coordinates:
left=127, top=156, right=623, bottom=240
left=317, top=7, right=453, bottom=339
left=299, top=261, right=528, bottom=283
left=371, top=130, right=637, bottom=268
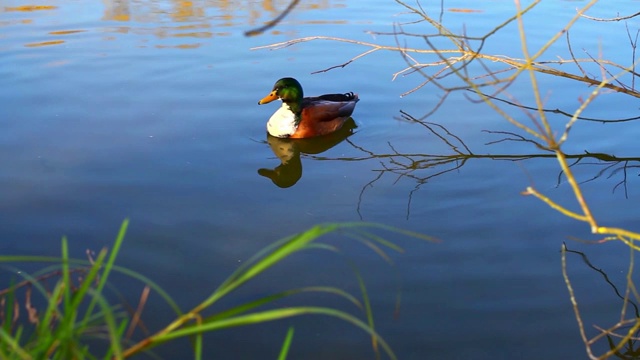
left=580, top=10, right=640, bottom=22
left=244, top=0, right=300, bottom=37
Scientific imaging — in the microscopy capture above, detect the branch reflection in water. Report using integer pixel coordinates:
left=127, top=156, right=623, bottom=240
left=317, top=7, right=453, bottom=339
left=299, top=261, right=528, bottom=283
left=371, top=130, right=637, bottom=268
left=298, top=110, right=640, bottom=219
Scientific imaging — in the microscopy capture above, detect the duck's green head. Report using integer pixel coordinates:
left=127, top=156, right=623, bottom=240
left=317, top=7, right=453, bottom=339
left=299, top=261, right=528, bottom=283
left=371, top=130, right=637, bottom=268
left=258, top=77, right=304, bottom=106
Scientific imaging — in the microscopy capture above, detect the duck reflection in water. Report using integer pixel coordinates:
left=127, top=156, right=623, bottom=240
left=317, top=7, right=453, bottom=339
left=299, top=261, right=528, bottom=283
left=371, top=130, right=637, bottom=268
left=258, top=118, right=357, bottom=188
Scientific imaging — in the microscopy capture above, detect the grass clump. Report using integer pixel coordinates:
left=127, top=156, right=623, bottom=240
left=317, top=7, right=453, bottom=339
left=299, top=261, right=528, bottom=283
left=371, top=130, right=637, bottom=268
left=0, top=220, right=435, bottom=359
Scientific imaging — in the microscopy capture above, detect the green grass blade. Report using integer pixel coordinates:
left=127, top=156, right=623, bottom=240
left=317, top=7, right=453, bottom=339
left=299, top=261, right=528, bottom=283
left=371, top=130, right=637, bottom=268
left=82, top=219, right=129, bottom=326
left=211, top=224, right=340, bottom=302
left=86, top=288, right=123, bottom=359
left=63, top=248, right=108, bottom=337
left=0, top=327, right=31, bottom=360
left=194, top=330, right=203, bottom=360
left=351, top=229, right=406, bottom=253
left=0, top=255, right=64, bottom=263
left=168, top=224, right=341, bottom=323
left=72, top=248, right=108, bottom=306
left=155, top=306, right=396, bottom=360
left=345, top=232, right=397, bottom=264
left=350, top=261, right=377, bottom=354
left=36, top=280, right=65, bottom=347
left=303, top=243, right=339, bottom=252
left=205, top=286, right=363, bottom=323
left=104, top=310, right=130, bottom=360
left=0, top=266, right=64, bottom=321
left=2, top=280, right=16, bottom=334
left=61, top=237, right=71, bottom=314
left=109, top=265, right=182, bottom=316
left=1, top=260, right=182, bottom=320
left=215, top=234, right=299, bottom=290
left=14, top=326, right=24, bottom=347
left=277, top=326, right=295, bottom=360
left=334, top=222, right=439, bottom=243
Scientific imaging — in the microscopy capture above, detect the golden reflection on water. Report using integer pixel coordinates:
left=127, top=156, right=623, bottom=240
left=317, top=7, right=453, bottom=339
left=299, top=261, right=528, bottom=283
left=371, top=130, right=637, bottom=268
left=49, top=30, right=86, bottom=35
left=1, top=0, right=349, bottom=51
left=101, top=0, right=347, bottom=26
left=155, top=43, right=200, bottom=49
left=0, top=19, right=32, bottom=26
left=24, top=39, right=65, bottom=47
left=4, top=5, right=57, bottom=11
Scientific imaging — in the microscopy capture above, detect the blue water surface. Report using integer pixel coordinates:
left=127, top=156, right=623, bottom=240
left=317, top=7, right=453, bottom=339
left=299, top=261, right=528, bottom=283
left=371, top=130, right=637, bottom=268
left=2, top=0, right=640, bottom=359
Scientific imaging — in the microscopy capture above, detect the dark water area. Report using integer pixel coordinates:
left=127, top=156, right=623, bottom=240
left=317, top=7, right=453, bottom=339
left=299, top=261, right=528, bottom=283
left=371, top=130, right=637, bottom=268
left=2, top=1, right=640, bottom=358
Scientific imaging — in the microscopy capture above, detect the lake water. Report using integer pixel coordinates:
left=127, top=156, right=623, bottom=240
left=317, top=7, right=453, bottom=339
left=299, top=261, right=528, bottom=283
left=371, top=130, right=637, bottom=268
left=2, top=0, right=640, bottom=359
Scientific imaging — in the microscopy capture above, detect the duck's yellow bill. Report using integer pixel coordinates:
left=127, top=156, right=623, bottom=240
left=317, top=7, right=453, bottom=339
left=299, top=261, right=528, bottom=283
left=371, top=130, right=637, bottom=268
left=258, top=91, right=278, bottom=105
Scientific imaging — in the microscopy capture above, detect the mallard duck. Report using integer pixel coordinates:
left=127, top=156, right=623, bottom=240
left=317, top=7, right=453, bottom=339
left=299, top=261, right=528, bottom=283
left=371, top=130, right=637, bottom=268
left=257, top=77, right=359, bottom=138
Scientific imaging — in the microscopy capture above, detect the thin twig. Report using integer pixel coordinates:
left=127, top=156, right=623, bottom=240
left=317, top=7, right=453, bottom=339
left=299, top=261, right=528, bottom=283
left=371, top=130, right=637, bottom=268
left=244, top=0, right=300, bottom=37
